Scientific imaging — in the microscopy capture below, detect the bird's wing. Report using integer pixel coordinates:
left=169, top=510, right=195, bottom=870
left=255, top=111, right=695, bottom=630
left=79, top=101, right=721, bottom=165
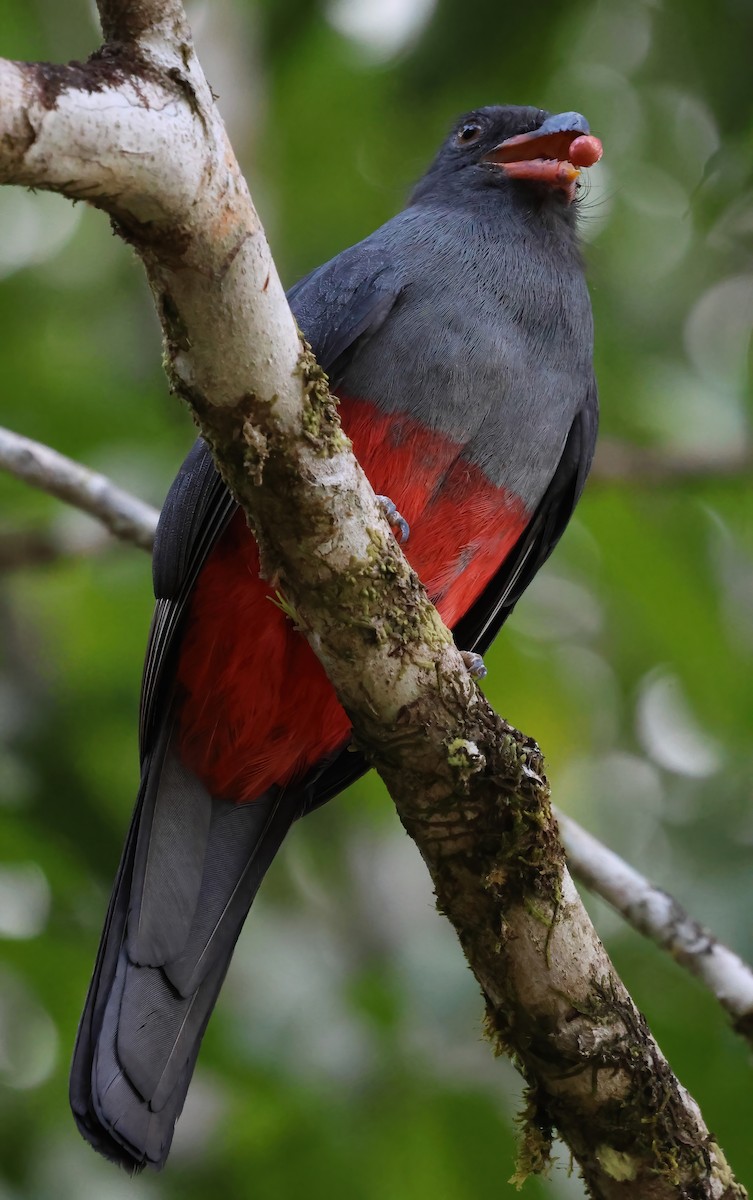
left=138, top=441, right=236, bottom=754
left=453, top=379, right=599, bottom=654
left=287, top=245, right=399, bottom=387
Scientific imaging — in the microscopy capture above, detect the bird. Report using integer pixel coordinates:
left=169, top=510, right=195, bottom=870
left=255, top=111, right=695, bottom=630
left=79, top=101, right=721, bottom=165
left=70, top=104, right=601, bottom=1171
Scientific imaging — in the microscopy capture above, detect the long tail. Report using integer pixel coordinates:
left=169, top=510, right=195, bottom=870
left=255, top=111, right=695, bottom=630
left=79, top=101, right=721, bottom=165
left=69, top=715, right=297, bottom=1171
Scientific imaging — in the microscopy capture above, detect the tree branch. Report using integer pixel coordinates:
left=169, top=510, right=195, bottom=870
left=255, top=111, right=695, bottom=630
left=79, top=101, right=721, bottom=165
left=0, top=526, right=115, bottom=569
left=96, top=0, right=190, bottom=46
left=0, top=6, right=745, bottom=1194
left=559, top=813, right=753, bottom=1048
left=592, top=437, right=753, bottom=485
left=0, top=427, right=158, bottom=551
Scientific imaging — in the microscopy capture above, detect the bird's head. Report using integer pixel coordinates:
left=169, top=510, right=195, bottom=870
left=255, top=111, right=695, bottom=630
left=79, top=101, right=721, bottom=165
left=411, top=105, right=602, bottom=212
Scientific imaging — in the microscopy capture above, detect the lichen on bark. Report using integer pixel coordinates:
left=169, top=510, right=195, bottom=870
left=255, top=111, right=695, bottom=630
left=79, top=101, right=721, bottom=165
left=296, top=339, right=349, bottom=455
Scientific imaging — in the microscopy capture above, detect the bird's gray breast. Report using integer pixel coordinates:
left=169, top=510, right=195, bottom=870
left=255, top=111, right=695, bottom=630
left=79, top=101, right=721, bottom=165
left=339, top=205, right=593, bottom=510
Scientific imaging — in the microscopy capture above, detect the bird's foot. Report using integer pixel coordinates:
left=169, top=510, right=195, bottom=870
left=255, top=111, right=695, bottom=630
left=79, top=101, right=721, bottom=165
left=461, top=651, right=487, bottom=680
left=376, top=495, right=410, bottom=543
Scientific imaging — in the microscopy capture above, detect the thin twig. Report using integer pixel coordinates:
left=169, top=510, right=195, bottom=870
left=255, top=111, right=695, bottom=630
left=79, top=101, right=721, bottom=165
left=0, top=427, right=158, bottom=551
left=558, top=812, right=753, bottom=1048
left=593, top=437, right=753, bottom=485
left=0, top=526, right=114, bottom=569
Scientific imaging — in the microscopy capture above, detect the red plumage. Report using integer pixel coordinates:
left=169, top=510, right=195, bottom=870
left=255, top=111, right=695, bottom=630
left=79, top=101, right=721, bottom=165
left=176, top=396, right=529, bottom=801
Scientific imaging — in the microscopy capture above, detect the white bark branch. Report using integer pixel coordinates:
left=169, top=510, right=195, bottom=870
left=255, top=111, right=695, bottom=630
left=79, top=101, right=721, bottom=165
left=0, top=6, right=745, bottom=1195
left=559, top=813, right=753, bottom=1045
left=0, top=426, right=158, bottom=551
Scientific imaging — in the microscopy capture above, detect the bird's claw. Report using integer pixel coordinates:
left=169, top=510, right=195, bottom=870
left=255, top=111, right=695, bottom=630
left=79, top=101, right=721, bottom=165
left=461, top=651, right=487, bottom=680
left=377, top=495, right=410, bottom=543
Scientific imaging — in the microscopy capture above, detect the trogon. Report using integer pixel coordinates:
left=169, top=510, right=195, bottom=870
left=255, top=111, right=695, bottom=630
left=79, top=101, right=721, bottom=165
left=70, top=104, right=602, bottom=1170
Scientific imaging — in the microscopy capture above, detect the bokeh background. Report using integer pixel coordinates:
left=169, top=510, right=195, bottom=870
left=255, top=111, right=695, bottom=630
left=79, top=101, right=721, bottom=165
left=1, top=0, right=752, bottom=1196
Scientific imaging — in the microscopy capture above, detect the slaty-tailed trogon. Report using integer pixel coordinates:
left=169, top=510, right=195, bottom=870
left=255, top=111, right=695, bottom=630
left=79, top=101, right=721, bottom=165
left=70, top=105, right=602, bottom=1171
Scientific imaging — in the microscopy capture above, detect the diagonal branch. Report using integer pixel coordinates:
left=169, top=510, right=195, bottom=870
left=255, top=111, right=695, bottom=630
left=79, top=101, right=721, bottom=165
left=0, top=426, right=158, bottom=551
left=0, top=527, right=114, bottom=569
left=0, top=5, right=745, bottom=1194
left=559, top=813, right=753, bottom=1047
left=592, top=437, right=753, bottom=485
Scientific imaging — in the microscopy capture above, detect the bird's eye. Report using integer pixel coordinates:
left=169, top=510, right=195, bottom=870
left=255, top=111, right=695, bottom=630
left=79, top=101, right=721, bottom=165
left=456, top=123, right=482, bottom=145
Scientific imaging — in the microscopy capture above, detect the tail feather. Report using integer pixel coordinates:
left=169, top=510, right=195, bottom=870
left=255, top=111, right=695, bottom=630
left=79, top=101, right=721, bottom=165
left=91, top=989, right=171, bottom=1166
left=164, top=795, right=286, bottom=997
left=130, top=738, right=213, bottom=966
left=70, top=721, right=297, bottom=1171
left=115, top=961, right=196, bottom=1102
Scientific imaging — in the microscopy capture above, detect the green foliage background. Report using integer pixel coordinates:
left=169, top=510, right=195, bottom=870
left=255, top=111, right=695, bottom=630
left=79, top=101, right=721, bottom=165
left=0, top=1, right=752, bottom=1196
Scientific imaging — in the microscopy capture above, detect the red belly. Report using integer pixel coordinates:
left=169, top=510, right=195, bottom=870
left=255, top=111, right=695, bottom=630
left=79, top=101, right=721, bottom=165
left=176, top=398, right=528, bottom=801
